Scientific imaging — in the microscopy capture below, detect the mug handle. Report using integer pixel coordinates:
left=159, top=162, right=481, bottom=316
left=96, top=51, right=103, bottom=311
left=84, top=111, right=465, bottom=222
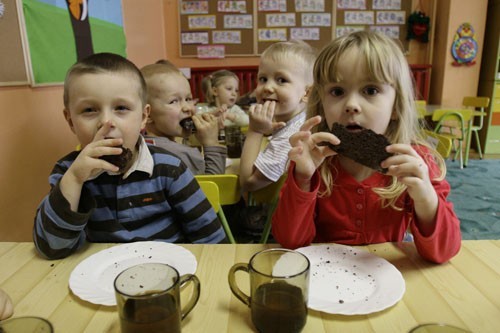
left=227, top=263, right=250, bottom=307
left=179, top=274, right=201, bottom=320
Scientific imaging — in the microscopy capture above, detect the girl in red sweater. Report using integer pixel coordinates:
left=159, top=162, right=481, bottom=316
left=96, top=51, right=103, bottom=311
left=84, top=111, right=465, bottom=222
left=272, top=31, right=461, bottom=264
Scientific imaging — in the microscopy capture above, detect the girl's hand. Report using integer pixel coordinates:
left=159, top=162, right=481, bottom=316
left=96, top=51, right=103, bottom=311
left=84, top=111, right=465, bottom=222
left=288, top=116, right=339, bottom=182
left=193, top=113, right=220, bottom=146
left=66, top=122, right=124, bottom=184
left=382, top=144, right=437, bottom=204
left=248, top=101, right=285, bottom=134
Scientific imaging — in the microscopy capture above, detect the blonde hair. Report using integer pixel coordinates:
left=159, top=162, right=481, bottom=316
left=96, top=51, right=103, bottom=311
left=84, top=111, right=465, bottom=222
left=201, top=70, right=239, bottom=105
left=308, top=31, right=445, bottom=209
left=140, top=62, right=187, bottom=104
left=63, top=52, right=147, bottom=108
left=260, top=39, right=317, bottom=85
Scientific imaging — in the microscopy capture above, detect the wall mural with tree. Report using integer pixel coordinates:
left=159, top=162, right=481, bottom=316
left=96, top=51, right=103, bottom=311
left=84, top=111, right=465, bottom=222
left=21, top=0, right=125, bottom=85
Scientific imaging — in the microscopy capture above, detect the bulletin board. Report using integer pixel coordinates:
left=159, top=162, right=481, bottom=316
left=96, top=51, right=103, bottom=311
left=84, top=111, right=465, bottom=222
left=0, top=0, right=29, bottom=86
left=178, top=0, right=415, bottom=58
left=334, top=0, right=412, bottom=52
left=256, top=0, right=333, bottom=54
left=179, top=0, right=255, bottom=57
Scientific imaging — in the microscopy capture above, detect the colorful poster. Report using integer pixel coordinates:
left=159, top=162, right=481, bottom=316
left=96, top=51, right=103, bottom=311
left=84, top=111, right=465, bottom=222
left=21, top=0, right=126, bottom=85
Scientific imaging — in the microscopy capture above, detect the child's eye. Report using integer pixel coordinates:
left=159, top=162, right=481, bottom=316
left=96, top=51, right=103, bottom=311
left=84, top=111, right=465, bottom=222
left=329, top=87, right=344, bottom=97
left=276, top=77, right=288, bottom=84
left=116, top=105, right=130, bottom=111
left=82, top=107, right=96, bottom=113
left=258, top=77, right=267, bottom=84
left=363, top=86, right=380, bottom=96
left=168, top=98, right=179, bottom=104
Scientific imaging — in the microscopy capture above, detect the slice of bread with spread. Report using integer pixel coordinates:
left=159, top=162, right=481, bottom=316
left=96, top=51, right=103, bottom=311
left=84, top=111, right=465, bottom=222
left=322, top=123, right=393, bottom=173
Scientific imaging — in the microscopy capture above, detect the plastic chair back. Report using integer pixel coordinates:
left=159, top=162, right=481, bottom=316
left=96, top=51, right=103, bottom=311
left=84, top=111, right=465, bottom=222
left=422, top=130, right=453, bottom=159
left=195, top=174, right=241, bottom=205
left=196, top=180, right=236, bottom=243
left=247, top=174, right=288, bottom=243
left=415, top=100, right=427, bottom=119
left=197, top=181, right=220, bottom=213
left=462, top=96, right=490, bottom=110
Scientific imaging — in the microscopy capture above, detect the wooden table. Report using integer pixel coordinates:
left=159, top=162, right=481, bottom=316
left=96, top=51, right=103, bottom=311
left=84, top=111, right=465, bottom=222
left=1, top=241, right=499, bottom=332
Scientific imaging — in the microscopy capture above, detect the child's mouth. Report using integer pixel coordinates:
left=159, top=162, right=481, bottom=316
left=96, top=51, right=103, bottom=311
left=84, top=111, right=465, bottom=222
left=345, top=124, right=364, bottom=132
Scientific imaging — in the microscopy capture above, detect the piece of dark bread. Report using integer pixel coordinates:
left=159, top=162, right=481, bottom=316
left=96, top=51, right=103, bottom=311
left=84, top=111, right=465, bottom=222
left=100, top=145, right=132, bottom=172
left=323, top=123, right=393, bottom=173
left=180, top=117, right=196, bottom=133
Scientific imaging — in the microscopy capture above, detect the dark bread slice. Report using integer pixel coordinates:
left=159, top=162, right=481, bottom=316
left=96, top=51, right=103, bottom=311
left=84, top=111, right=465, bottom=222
left=180, top=117, right=196, bottom=133
left=323, top=123, right=393, bottom=173
left=100, top=145, right=132, bottom=172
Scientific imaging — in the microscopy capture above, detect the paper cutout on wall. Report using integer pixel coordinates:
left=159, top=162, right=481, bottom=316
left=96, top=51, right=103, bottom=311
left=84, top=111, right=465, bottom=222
left=451, top=23, right=478, bottom=66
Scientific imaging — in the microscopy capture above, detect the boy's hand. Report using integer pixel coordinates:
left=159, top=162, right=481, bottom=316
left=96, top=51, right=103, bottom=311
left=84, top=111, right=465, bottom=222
left=288, top=116, right=339, bottom=183
left=66, top=122, right=124, bottom=184
left=193, top=113, right=220, bottom=146
left=248, top=101, right=285, bottom=134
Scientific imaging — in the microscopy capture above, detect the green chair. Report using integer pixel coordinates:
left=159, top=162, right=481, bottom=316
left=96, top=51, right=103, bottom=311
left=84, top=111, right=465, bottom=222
left=247, top=174, right=288, bottom=244
left=462, top=96, right=490, bottom=160
left=432, top=109, right=473, bottom=169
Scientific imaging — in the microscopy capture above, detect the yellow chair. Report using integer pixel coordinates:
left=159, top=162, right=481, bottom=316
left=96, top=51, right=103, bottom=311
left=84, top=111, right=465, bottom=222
left=462, top=96, right=490, bottom=160
left=415, top=100, right=427, bottom=119
left=422, top=130, right=453, bottom=159
left=432, top=109, right=473, bottom=168
left=196, top=180, right=236, bottom=244
left=247, top=174, right=288, bottom=244
left=195, top=174, right=241, bottom=243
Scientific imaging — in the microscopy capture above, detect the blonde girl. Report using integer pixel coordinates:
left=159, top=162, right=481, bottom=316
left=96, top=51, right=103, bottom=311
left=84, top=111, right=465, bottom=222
left=272, top=31, right=461, bottom=264
left=199, top=70, right=249, bottom=127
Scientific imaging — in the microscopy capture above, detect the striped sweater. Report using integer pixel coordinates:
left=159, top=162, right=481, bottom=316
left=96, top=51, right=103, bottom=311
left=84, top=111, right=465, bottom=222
left=34, top=144, right=227, bottom=259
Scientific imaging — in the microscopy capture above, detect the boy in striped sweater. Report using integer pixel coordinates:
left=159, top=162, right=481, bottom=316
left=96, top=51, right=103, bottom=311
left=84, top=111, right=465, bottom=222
left=34, top=53, right=227, bottom=259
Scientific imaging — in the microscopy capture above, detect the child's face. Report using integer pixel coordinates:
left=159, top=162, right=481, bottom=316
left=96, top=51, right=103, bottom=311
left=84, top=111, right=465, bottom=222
left=64, top=72, right=148, bottom=151
left=213, top=77, right=239, bottom=107
left=254, top=56, right=310, bottom=121
left=321, top=47, right=396, bottom=135
left=147, top=73, right=195, bottom=138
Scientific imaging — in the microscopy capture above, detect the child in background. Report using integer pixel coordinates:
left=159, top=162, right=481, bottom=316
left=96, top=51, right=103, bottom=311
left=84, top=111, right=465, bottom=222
left=239, top=40, right=317, bottom=192
left=272, top=31, right=460, bottom=264
left=33, top=53, right=227, bottom=260
left=141, top=62, right=227, bottom=175
left=0, top=288, right=13, bottom=320
left=198, top=70, right=249, bottom=128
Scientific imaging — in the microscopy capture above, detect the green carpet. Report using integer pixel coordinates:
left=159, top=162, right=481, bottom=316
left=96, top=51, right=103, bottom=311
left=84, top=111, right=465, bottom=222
left=445, top=159, right=500, bottom=240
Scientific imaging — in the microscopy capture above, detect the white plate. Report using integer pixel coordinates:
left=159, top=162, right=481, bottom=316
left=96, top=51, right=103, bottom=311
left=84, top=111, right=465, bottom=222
left=296, top=244, right=405, bottom=315
left=69, top=241, right=197, bottom=306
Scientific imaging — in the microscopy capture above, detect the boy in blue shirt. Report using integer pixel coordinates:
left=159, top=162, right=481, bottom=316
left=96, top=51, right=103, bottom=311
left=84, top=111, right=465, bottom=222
left=34, top=53, right=227, bottom=259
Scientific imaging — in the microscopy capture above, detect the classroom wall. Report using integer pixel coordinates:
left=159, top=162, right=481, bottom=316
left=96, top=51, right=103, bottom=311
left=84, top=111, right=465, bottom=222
left=429, top=0, right=488, bottom=106
left=0, top=0, right=167, bottom=241
left=0, top=0, right=487, bottom=241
